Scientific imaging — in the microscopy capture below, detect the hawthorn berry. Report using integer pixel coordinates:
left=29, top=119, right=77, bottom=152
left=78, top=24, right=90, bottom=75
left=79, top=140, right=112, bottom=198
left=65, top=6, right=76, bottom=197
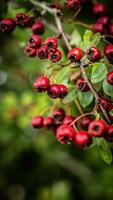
left=86, top=47, right=101, bottom=62
left=48, top=49, right=62, bottom=63
left=68, top=48, right=83, bottom=62
left=104, top=125, right=113, bottom=142
left=28, top=35, right=42, bottom=48
left=80, top=116, right=93, bottom=131
left=105, top=45, right=113, bottom=63
left=58, top=84, right=68, bottom=99
left=93, top=22, right=105, bottom=34
left=56, top=124, right=75, bottom=144
left=67, top=0, right=80, bottom=10
left=32, top=116, right=43, bottom=128
left=74, top=130, right=92, bottom=148
left=43, top=117, right=55, bottom=129
left=97, top=16, right=109, bottom=27
left=92, top=3, right=107, bottom=15
left=108, top=23, right=113, bottom=35
left=33, top=76, right=50, bottom=92
left=47, top=84, right=60, bottom=99
left=100, top=98, right=111, bottom=111
left=44, top=37, right=58, bottom=51
left=53, top=108, right=65, bottom=122
left=0, top=18, right=16, bottom=33
left=88, top=119, right=108, bottom=137
left=36, top=46, right=48, bottom=60
left=76, top=78, right=90, bottom=92
left=32, top=21, right=45, bottom=35
left=24, top=45, right=36, bottom=57
left=106, top=70, right=113, bottom=85
left=63, top=115, right=75, bottom=125
left=15, top=13, right=32, bottom=27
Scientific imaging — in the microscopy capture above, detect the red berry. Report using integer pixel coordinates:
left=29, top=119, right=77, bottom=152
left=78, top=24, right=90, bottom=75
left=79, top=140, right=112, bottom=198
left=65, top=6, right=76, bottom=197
left=106, top=70, right=113, bottom=85
left=63, top=115, right=75, bottom=125
left=76, top=78, right=90, bottom=92
left=56, top=124, right=75, bottom=144
left=15, top=13, right=33, bottom=27
left=74, top=130, right=92, bottom=148
left=67, top=0, right=80, bottom=10
left=36, top=46, right=48, bottom=60
left=105, top=45, right=113, bottom=63
left=80, top=117, right=93, bottom=131
left=33, top=76, right=50, bottom=92
left=53, top=108, right=65, bottom=122
left=108, top=23, right=113, bottom=35
left=48, top=49, right=62, bottom=63
left=93, top=22, right=105, bottom=34
left=32, top=21, right=45, bottom=35
left=97, top=16, right=109, bottom=26
left=86, top=47, right=101, bottom=62
left=47, top=84, right=60, bottom=99
left=43, top=117, right=55, bottom=129
left=88, top=119, right=108, bottom=137
left=24, top=44, right=36, bottom=57
left=44, top=37, right=58, bottom=51
left=100, top=98, right=111, bottom=111
left=92, top=3, right=107, bottom=15
left=68, top=48, right=83, bottom=62
left=104, top=125, right=113, bottom=142
left=28, top=35, right=42, bottom=48
left=32, top=116, right=43, bottom=128
left=0, top=18, right=16, bottom=33
left=58, top=84, right=68, bottom=99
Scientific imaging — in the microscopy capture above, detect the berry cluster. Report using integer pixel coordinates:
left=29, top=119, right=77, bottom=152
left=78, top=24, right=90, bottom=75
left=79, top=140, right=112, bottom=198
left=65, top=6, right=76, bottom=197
left=33, top=76, right=68, bottom=99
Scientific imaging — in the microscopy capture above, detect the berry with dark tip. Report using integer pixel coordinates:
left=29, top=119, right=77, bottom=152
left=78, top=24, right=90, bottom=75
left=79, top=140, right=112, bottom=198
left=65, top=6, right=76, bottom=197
left=43, top=117, right=55, bottom=129
left=92, top=3, right=107, bottom=16
left=47, top=84, right=60, bottom=99
left=15, top=13, right=33, bottom=27
left=56, top=124, right=75, bottom=144
left=67, top=0, right=80, bottom=10
left=32, top=116, right=43, bottom=128
left=104, top=125, right=113, bottom=142
left=68, top=48, right=83, bottom=62
left=28, top=35, right=42, bottom=48
left=88, top=119, right=108, bottom=137
left=93, top=22, right=105, bottom=34
left=76, top=78, right=90, bottom=92
left=58, top=84, right=68, bottom=99
left=36, top=46, right=48, bottom=59
left=24, top=45, right=36, bottom=57
left=44, top=37, right=58, bottom=51
left=86, top=47, right=101, bottom=62
left=32, top=21, right=45, bottom=35
left=74, top=130, right=92, bottom=148
left=100, top=98, right=111, bottom=111
left=80, top=117, right=93, bottom=131
left=106, top=70, right=113, bottom=85
left=48, top=49, right=62, bottom=63
left=105, top=45, right=113, bottom=64
left=63, top=115, right=75, bottom=125
left=0, top=18, right=16, bottom=33
left=33, top=76, right=50, bottom=92
left=53, top=108, right=65, bottom=122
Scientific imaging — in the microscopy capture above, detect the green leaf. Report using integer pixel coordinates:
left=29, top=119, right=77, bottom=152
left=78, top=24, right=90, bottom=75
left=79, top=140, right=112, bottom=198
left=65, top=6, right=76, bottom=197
left=103, top=78, right=113, bottom=97
left=91, top=32, right=101, bottom=47
left=62, top=88, right=78, bottom=104
left=70, top=30, right=82, bottom=46
left=97, top=138, right=112, bottom=164
left=77, top=91, right=94, bottom=108
left=91, top=63, right=107, bottom=84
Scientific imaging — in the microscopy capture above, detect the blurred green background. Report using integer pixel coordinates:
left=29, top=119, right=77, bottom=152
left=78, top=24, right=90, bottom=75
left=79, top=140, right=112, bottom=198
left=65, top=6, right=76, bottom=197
left=0, top=0, right=113, bottom=200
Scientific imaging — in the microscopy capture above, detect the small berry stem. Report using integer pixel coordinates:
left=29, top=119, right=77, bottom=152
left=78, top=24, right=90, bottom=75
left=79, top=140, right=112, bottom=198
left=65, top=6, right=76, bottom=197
left=70, top=112, right=95, bottom=126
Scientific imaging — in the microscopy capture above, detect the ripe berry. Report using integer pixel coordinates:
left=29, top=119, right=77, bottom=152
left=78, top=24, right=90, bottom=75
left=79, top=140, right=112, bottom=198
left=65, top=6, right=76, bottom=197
left=100, top=98, right=111, bottom=111
left=97, top=16, right=109, bottom=27
left=68, top=48, right=83, bottom=62
left=86, top=47, right=101, bottom=62
left=43, top=117, right=55, bottom=129
left=105, top=45, right=113, bottom=63
left=53, top=108, right=65, bottom=122
left=80, top=116, right=93, bottom=131
left=33, top=76, right=50, bottom=92
left=32, top=116, right=43, bottom=128
left=48, top=49, right=62, bottom=63
left=74, top=130, right=92, bottom=148
left=44, top=37, right=58, bottom=51
left=15, top=13, right=32, bottom=27
left=63, top=115, right=75, bottom=125
left=108, top=23, right=113, bottom=35
left=58, top=84, right=68, bottom=99
left=24, top=45, right=36, bottom=57
left=93, top=22, right=105, bottom=34
left=88, top=119, right=108, bottom=137
left=0, top=18, right=16, bottom=33
left=67, top=0, right=80, bottom=10
left=56, top=124, right=75, bottom=144
left=47, top=84, right=60, bottom=99
left=76, top=78, right=90, bottom=92
left=36, top=46, right=48, bottom=60
left=28, top=35, right=42, bottom=48
left=92, top=3, right=107, bottom=15
left=104, top=125, right=113, bottom=142
left=106, top=70, right=113, bottom=85
left=32, top=21, right=45, bottom=35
